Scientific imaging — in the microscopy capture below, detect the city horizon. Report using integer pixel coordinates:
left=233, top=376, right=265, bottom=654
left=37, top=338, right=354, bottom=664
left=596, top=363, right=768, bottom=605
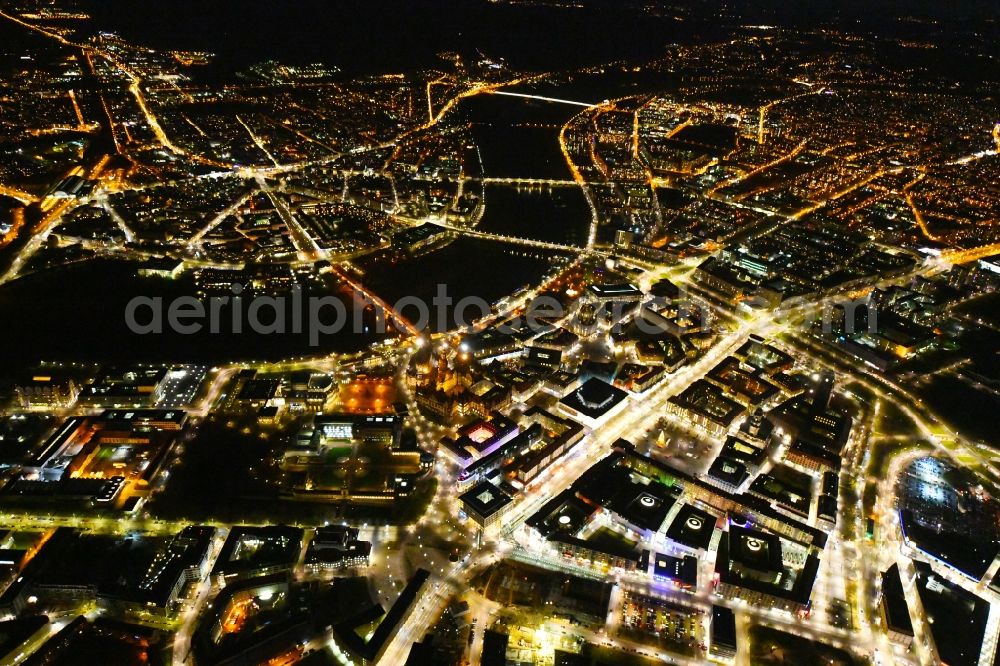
left=0, top=2, right=997, bottom=665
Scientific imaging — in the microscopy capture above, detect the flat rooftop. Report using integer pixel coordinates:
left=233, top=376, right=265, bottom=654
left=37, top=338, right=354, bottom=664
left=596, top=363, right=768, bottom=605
left=459, top=480, right=513, bottom=519
left=559, top=378, right=629, bottom=421
left=666, top=503, right=717, bottom=550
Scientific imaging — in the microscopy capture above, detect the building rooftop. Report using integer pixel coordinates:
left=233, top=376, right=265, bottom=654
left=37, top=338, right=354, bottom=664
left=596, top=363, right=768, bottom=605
left=669, top=379, right=745, bottom=428
left=728, top=526, right=783, bottom=574
left=666, top=504, right=717, bottom=550
left=914, top=561, right=989, bottom=666
left=711, top=605, right=737, bottom=649
left=458, top=480, right=513, bottom=520
left=212, top=525, right=304, bottom=579
left=526, top=489, right=598, bottom=538
left=708, top=455, right=750, bottom=488
left=749, top=465, right=813, bottom=518
left=586, top=283, right=643, bottom=299
left=880, top=563, right=913, bottom=637
left=652, top=553, right=698, bottom=587
left=721, top=435, right=768, bottom=468
left=559, top=378, right=629, bottom=421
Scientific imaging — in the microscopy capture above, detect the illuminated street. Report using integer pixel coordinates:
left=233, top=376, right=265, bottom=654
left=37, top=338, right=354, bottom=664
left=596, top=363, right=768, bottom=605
left=0, top=2, right=999, bottom=665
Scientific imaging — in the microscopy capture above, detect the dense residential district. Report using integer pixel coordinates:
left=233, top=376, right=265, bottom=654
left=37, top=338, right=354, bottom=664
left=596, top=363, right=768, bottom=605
left=0, top=1, right=999, bottom=665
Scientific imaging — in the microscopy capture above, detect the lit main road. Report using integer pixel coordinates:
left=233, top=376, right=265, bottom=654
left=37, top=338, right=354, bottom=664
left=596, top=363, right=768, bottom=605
left=170, top=528, right=230, bottom=665
left=373, top=305, right=783, bottom=663
left=0, top=157, right=112, bottom=285
left=785, top=332, right=1000, bottom=488
left=189, top=192, right=253, bottom=245
left=254, top=174, right=326, bottom=262
left=0, top=184, right=37, bottom=205
left=237, top=115, right=281, bottom=168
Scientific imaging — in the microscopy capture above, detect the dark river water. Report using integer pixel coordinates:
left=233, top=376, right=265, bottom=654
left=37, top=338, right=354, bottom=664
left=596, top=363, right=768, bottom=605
left=477, top=185, right=590, bottom=248
left=0, top=260, right=380, bottom=378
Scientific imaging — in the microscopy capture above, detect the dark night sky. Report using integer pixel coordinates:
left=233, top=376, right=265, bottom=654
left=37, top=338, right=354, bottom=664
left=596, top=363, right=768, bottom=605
left=75, top=0, right=998, bottom=79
